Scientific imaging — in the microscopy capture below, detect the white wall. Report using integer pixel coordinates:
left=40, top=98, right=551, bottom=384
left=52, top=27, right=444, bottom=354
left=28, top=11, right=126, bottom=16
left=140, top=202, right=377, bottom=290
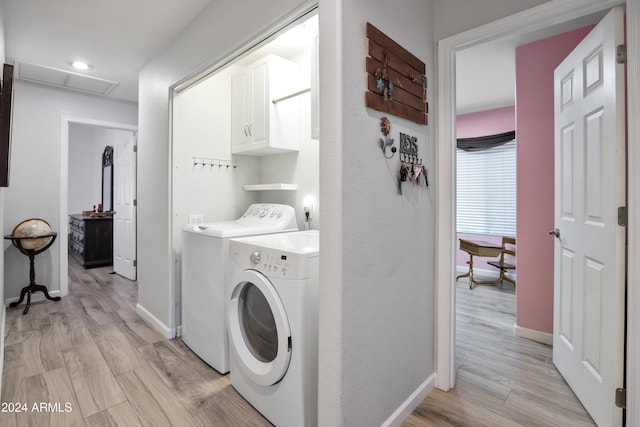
left=69, top=124, right=102, bottom=214
left=172, top=64, right=260, bottom=234
left=3, top=81, right=137, bottom=302
left=137, top=0, right=313, bottom=333
left=68, top=125, right=133, bottom=214
left=318, top=0, right=435, bottom=425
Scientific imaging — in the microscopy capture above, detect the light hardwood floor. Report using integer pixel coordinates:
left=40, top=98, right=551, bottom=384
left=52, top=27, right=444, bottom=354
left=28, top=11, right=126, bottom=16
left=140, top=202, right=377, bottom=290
left=2, top=261, right=596, bottom=426
left=1, top=259, right=272, bottom=427
left=404, top=280, right=596, bottom=427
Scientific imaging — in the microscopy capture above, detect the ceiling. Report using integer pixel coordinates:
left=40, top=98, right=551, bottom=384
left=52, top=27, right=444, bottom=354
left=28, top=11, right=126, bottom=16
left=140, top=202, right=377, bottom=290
left=2, top=0, right=212, bottom=103
left=455, top=9, right=608, bottom=115
left=1, top=2, right=608, bottom=110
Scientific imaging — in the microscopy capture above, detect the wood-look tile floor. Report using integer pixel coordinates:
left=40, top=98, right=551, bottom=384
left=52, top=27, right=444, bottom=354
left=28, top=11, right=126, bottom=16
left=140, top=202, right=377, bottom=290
left=404, top=280, right=596, bottom=427
left=2, top=261, right=597, bottom=427
left=1, top=259, right=272, bottom=427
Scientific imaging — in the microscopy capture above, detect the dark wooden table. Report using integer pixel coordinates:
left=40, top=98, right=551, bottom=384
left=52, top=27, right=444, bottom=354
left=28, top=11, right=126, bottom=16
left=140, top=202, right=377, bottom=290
left=4, top=232, right=60, bottom=314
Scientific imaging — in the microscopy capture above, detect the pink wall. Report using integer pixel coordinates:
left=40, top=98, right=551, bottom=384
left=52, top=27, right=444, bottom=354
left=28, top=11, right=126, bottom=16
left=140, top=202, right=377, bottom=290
left=457, top=106, right=515, bottom=139
left=456, top=106, right=515, bottom=273
left=515, top=26, right=593, bottom=334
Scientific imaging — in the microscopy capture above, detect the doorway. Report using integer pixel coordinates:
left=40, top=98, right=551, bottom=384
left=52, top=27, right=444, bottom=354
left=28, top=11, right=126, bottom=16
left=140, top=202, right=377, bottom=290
left=60, top=116, right=138, bottom=296
left=435, top=0, right=640, bottom=419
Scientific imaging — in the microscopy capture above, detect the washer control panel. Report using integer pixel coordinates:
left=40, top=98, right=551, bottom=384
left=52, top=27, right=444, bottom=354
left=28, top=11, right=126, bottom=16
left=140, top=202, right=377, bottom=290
left=230, top=243, right=307, bottom=280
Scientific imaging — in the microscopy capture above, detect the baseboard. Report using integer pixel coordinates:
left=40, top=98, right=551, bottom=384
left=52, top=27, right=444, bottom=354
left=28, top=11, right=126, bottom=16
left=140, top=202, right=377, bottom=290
left=381, top=372, right=436, bottom=427
left=176, top=325, right=183, bottom=337
left=455, top=266, right=516, bottom=283
left=515, top=324, right=553, bottom=346
left=4, top=289, right=61, bottom=307
left=456, top=266, right=499, bottom=281
left=136, top=303, right=176, bottom=339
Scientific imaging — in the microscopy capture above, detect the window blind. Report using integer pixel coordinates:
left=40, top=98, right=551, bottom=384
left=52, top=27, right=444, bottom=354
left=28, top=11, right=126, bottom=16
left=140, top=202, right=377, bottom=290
left=456, top=139, right=516, bottom=236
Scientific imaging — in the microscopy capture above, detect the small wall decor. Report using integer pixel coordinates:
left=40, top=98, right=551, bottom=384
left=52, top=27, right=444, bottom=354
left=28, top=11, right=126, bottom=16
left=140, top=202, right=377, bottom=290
left=378, top=117, right=396, bottom=159
left=365, top=23, right=428, bottom=125
left=398, top=132, right=428, bottom=195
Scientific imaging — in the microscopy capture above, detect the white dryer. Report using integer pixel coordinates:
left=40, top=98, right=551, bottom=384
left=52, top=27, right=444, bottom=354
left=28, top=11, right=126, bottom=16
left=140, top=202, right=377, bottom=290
left=227, top=230, right=319, bottom=427
left=181, top=204, right=297, bottom=374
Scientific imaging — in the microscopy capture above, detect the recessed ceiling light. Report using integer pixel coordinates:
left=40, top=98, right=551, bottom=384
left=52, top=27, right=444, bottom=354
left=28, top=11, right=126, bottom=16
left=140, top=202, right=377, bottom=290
left=71, top=61, right=91, bottom=70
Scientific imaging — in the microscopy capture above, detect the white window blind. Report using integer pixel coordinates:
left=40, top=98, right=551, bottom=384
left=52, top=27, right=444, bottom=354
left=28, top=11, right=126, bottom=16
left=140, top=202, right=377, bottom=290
left=456, top=140, right=516, bottom=236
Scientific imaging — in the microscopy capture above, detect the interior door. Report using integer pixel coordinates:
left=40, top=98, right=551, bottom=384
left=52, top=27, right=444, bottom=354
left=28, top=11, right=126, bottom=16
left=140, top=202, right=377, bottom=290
left=552, top=7, right=625, bottom=426
left=113, top=132, right=137, bottom=280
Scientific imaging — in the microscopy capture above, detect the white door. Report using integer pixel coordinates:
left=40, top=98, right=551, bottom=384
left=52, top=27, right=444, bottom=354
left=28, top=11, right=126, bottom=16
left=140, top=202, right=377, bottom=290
left=552, top=7, right=625, bottom=426
left=113, top=132, right=137, bottom=280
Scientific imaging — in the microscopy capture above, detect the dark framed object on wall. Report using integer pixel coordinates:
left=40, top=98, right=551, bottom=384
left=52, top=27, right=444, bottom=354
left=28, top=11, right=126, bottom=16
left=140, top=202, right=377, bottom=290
left=0, top=63, right=15, bottom=187
left=102, top=145, right=113, bottom=212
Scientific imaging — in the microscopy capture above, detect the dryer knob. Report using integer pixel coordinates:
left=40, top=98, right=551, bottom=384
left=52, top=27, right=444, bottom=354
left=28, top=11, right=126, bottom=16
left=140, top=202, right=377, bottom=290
left=250, top=251, right=261, bottom=265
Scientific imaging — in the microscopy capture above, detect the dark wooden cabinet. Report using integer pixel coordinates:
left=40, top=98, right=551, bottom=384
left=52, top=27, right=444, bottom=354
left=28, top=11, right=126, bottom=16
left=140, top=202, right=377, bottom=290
left=69, top=214, right=113, bottom=268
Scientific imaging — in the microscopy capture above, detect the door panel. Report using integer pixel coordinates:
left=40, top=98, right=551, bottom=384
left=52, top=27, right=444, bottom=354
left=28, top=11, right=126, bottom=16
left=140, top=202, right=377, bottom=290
left=552, top=7, right=625, bottom=426
left=113, top=133, right=137, bottom=280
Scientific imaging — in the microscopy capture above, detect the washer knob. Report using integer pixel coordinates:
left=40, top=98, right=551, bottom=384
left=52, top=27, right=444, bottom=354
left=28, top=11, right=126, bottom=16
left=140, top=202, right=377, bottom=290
left=250, top=251, right=261, bottom=265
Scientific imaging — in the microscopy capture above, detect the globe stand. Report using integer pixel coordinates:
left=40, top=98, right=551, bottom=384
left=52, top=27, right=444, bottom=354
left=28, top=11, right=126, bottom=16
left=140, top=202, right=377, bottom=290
left=4, top=232, right=60, bottom=315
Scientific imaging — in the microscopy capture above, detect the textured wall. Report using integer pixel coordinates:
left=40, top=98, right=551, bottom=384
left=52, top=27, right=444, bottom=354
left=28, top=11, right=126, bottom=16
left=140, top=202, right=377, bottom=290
left=515, top=26, right=593, bottom=334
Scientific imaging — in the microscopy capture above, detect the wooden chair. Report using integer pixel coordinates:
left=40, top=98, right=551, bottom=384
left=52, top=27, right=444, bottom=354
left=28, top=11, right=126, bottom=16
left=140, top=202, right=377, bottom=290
left=487, top=236, right=516, bottom=287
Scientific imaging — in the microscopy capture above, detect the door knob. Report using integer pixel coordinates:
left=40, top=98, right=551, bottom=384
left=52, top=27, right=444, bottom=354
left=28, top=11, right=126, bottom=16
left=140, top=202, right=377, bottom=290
left=549, top=228, right=560, bottom=238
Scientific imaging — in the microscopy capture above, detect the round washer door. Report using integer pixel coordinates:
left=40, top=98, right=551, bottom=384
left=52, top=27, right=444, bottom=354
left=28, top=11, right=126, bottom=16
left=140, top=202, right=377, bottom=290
left=228, top=269, right=291, bottom=386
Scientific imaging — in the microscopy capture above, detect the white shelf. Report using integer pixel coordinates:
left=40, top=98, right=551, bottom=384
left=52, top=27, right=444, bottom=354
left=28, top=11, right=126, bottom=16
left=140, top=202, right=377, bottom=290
left=242, top=183, right=298, bottom=191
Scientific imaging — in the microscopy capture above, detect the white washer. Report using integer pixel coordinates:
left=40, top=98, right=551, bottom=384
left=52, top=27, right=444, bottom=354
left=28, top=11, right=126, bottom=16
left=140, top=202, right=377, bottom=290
left=181, top=204, right=298, bottom=374
left=227, top=230, right=319, bottom=427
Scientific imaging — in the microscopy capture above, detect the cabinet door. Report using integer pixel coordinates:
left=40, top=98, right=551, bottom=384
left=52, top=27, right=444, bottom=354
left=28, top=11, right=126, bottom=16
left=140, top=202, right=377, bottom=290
left=249, top=59, right=269, bottom=147
left=231, top=71, right=250, bottom=151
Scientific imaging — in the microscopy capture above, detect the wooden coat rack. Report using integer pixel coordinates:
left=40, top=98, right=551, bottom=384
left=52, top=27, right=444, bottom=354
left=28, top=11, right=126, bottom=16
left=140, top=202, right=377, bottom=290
left=365, top=23, right=428, bottom=125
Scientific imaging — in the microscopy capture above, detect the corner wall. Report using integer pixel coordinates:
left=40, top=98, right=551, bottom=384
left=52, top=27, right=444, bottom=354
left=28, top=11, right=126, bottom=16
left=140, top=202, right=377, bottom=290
left=319, top=0, right=435, bottom=425
left=515, top=26, right=593, bottom=335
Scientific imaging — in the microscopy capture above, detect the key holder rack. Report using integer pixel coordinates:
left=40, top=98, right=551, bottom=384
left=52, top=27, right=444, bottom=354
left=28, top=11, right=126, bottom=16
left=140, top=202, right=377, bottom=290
left=398, top=132, right=428, bottom=194
left=192, top=157, right=238, bottom=169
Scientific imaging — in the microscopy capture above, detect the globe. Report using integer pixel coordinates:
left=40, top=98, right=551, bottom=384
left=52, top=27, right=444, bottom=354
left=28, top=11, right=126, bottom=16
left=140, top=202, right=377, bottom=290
left=11, top=218, right=53, bottom=250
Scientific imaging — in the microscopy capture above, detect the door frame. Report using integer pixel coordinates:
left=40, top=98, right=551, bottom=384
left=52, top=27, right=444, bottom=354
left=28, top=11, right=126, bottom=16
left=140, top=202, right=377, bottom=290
left=435, top=0, right=640, bottom=421
left=60, top=115, right=138, bottom=296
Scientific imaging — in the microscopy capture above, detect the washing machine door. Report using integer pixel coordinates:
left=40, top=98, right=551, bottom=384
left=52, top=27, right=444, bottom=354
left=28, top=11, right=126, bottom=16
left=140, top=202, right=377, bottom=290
left=229, top=269, right=291, bottom=386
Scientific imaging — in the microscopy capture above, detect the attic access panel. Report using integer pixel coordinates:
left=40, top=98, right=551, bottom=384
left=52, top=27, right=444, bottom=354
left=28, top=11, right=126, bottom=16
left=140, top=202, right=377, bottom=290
left=365, top=23, right=428, bottom=125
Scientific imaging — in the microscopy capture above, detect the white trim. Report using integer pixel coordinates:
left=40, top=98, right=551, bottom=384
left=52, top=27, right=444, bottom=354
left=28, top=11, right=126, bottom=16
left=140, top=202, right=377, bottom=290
left=136, top=303, right=176, bottom=339
left=381, top=373, right=436, bottom=427
left=436, top=0, right=629, bottom=396
left=60, top=114, right=138, bottom=300
left=514, top=324, right=553, bottom=346
left=625, top=1, right=640, bottom=424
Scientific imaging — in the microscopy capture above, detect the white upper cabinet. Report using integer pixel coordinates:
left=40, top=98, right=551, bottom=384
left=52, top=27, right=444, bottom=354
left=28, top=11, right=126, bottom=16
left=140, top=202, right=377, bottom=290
left=231, top=54, right=300, bottom=155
